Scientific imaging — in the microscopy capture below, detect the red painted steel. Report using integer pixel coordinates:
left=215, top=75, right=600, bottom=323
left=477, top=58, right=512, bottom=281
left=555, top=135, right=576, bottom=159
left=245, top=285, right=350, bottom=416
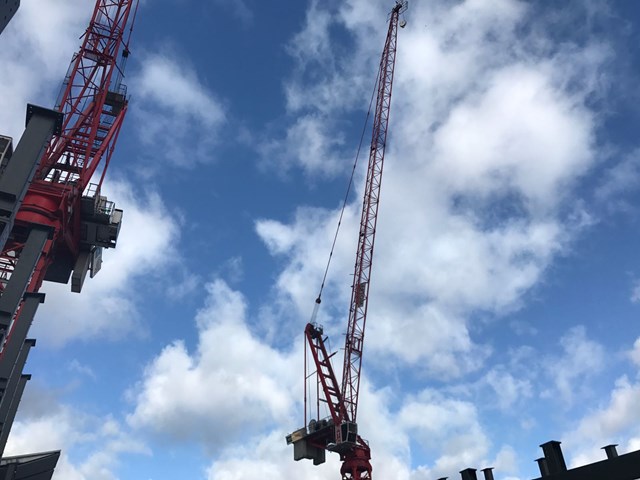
left=305, top=323, right=347, bottom=425
left=341, top=1, right=402, bottom=425
left=0, top=0, right=136, bottom=346
left=299, top=3, right=405, bottom=479
left=341, top=444, right=372, bottom=480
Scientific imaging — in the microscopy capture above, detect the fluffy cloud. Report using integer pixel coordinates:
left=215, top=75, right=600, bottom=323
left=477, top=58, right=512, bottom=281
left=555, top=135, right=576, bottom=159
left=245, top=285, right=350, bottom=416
left=205, top=431, right=339, bottom=480
left=209, top=0, right=253, bottom=26
left=254, top=0, right=607, bottom=381
left=3, top=2, right=632, bottom=480
left=284, top=0, right=371, bottom=115
left=32, top=180, right=182, bottom=346
left=197, top=373, right=515, bottom=480
left=631, top=281, right=640, bottom=304
left=428, top=64, right=593, bottom=211
left=398, top=389, right=490, bottom=476
left=125, top=1, right=622, bottom=478
left=5, top=393, right=148, bottom=480
left=482, top=367, right=533, bottom=411
left=563, top=375, right=640, bottom=467
left=130, top=52, right=226, bottom=170
left=134, top=54, right=224, bottom=127
left=0, top=0, right=92, bottom=138
left=127, top=280, right=298, bottom=449
left=595, top=150, right=640, bottom=213
left=537, top=333, right=640, bottom=468
left=631, top=338, right=640, bottom=366
left=259, top=0, right=381, bottom=178
left=570, top=376, right=640, bottom=443
left=541, top=326, right=606, bottom=406
left=125, top=277, right=513, bottom=480
left=259, top=114, right=349, bottom=178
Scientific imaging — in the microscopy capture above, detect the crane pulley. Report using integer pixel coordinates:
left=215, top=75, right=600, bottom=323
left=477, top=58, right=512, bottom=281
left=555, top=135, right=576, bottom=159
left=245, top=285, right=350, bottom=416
left=286, top=2, right=407, bottom=479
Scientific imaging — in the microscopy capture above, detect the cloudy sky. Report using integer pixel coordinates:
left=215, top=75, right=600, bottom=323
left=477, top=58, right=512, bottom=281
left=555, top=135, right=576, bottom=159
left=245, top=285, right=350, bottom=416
left=1, top=0, right=640, bottom=479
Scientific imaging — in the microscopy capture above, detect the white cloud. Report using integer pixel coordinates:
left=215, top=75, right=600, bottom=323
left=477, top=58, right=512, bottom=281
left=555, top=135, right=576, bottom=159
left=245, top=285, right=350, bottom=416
left=430, top=63, right=593, bottom=212
left=68, top=359, right=97, bottom=380
left=130, top=52, right=226, bottom=170
left=631, top=281, right=640, bottom=304
left=205, top=430, right=338, bottom=480
left=124, top=277, right=505, bottom=479
left=0, top=0, right=92, bottom=138
left=255, top=205, right=357, bottom=341
left=397, top=389, right=491, bottom=479
left=564, top=375, right=640, bottom=467
left=574, top=375, right=640, bottom=438
left=254, top=0, right=608, bottom=382
left=1, top=3, right=629, bottom=480
left=5, top=402, right=148, bottom=480
left=199, top=370, right=514, bottom=480
left=631, top=338, right=640, bottom=366
left=134, top=53, right=224, bottom=127
left=259, top=0, right=385, bottom=179
left=493, top=445, right=519, bottom=475
left=32, top=180, right=182, bottom=346
left=286, top=1, right=333, bottom=71
left=127, top=279, right=298, bottom=450
left=595, top=150, right=640, bottom=209
left=367, top=302, right=489, bottom=378
left=210, top=0, right=253, bottom=26
left=483, top=367, right=533, bottom=410
left=541, top=326, right=606, bottom=405
left=259, top=114, right=349, bottom=178
left=239, top=4, right=623, bottom=476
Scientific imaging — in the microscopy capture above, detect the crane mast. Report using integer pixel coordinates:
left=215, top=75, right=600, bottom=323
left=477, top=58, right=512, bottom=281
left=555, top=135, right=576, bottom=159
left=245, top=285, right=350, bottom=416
left=287, top=2, right=407, bottom=479
left=0, top=0, right=136, bottom=458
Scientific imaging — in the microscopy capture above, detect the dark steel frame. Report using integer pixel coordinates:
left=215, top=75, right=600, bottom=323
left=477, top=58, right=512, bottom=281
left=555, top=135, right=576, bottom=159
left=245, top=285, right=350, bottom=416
left=0, top=0, right=137, bottom=462
left=0, top=0, right=19, bottom=36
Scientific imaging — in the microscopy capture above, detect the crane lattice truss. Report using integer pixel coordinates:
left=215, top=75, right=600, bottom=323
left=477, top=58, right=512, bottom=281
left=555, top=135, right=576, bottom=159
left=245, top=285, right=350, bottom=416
left=287, top=2, right=406, bottom=480
left=0, top=0, right=136, bottom=457
left=341, top=0, right=402, bottom=424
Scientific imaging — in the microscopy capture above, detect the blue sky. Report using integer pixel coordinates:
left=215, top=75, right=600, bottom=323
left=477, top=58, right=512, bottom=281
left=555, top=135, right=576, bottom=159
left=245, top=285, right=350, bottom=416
left=1, top=0, right=640, bottom=479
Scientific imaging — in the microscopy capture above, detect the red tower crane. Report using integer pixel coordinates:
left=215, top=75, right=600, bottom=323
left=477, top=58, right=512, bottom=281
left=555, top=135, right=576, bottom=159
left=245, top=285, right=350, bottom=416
left=286, top=2, right=407, bottom=479
left=0, top=0, right=137, bottom=455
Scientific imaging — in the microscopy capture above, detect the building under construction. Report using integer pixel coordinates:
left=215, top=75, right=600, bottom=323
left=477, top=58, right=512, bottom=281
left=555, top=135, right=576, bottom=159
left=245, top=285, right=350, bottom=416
left=0, top=1, right=135, bottom=478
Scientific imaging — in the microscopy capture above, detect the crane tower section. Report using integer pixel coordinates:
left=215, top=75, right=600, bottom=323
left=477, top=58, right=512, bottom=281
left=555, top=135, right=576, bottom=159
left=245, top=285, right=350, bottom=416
left=0, top=0, right=137, bottom=458
left=286, top=2, right=407, bottom=480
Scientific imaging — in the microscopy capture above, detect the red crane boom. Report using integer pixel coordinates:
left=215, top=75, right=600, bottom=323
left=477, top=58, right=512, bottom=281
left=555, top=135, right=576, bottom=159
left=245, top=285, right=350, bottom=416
left=0, top=0, right=137, bottom=455
left=287, top=3, right=407, bottom=479
left=17, top=0, right=136, bottom=292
